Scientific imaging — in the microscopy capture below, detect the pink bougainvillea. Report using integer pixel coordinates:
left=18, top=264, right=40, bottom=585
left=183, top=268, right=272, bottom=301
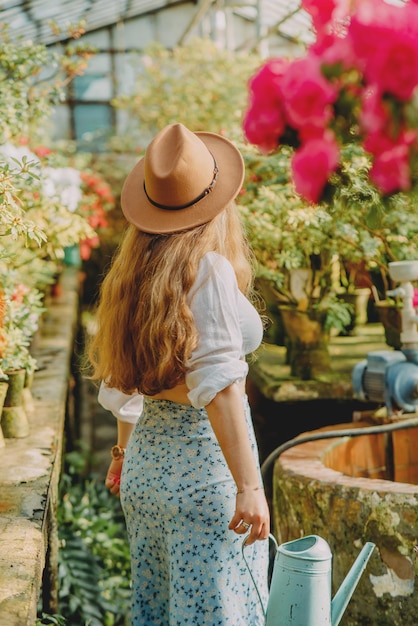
left=243, top=0, right=418, bottom=204
left=291, top=132, right=340, bottom=203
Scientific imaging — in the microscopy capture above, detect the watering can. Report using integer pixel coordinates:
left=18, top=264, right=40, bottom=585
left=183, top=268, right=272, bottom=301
left=266, top=534, right=375, bottom=625
left=243, top=534, right=375, bottom=626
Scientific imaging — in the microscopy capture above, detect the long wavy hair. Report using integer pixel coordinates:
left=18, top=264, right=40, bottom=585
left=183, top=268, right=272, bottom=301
left=87, top=202, right=254, bottom=395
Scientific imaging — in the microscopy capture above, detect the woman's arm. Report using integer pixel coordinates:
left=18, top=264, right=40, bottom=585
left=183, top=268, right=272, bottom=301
left=205, top=382, right=270, bottom=545
left=105, top=420, right=135, bottom=497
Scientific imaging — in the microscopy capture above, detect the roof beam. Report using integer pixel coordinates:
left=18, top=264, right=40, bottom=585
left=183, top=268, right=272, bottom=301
left=177, top=0, right=213, bottom=45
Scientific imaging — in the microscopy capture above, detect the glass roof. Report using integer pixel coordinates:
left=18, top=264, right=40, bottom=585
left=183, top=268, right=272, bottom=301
left=1, top=0, right=314, bottom=47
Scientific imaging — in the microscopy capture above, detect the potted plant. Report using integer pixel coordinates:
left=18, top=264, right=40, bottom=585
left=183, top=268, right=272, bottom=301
left=238, top=144, right=352, bottom=378
left=0, top=327, right=33, bottom=438
left=241, top=0, right=418, bottom=356
left=0, top=273, right=44, bottom=437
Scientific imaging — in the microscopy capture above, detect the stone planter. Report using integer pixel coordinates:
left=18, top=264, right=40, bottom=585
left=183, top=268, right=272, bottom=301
left=0, top=381, right=9, bottom=448
left=22, top=369, right=35, bottom=414
left=273, top=421, right=418, bottom=625
left=279, top=305, right=331, bottom=379
left=338, top=287, right=371, bottom=332
left=1, top=369, right=29, bottom=438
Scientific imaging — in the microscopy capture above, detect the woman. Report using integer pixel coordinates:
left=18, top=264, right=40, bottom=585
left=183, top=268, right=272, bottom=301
left=88, top=123, right=269, bottom=625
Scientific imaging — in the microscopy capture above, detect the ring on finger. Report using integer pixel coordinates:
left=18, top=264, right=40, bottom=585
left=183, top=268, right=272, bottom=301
left=241, top=521, right=251, bottom=530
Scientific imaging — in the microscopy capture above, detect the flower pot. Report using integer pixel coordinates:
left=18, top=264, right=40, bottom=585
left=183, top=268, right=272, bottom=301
left=375, top=301, right=402, bottom=349
left=63, top=244, right=81, bottom=267
left=0, top=381, right=9, bottom=448
left=1, top=369, right=29, bottom=438
left=255, top=278, right=286, bottom=346
left=279, top=306, right=331, bottom=379
left=22, top=369, right=35, bottom=414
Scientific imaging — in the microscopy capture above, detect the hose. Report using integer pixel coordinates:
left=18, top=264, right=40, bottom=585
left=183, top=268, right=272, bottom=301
left=261, top=415, right=418, bottom=493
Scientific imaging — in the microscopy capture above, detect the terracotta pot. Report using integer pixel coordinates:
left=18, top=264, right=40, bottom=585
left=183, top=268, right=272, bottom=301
left=1, top=369, right=29, bottom=438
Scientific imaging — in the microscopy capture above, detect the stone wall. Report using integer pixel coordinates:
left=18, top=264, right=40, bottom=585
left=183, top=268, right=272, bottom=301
left=0, top=269, right=80, bottom=625
left=273, top=422, right=418, bottom=626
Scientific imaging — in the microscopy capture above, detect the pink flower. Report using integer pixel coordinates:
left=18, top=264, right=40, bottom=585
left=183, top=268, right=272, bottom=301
left=302, top=0, right=351, bottom=39
left=302, top=0, right=338, bottom=33
left=243, top=59, right=289, bottom=153
left=310, top=33, right=357, bottom=71
left=364, top=128, right=416, bottom=158
left=291, top=131, right=340, bottom=203
left=281, top=55, right=338, bottom=131
left=243, top=103, right=286, bottom=153
left=349, top=0, right=418, bottom=100
left=243, top=58, right=290, bottom=152
left=370, top=144, right=411, bottom=195
left=359, top=87, right=389, bottom=135
left=248, top=58, right=289, bottom=107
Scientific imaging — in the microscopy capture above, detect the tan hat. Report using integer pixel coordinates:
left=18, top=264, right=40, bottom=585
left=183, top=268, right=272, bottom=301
left=121, top=123, right=245, bottom=234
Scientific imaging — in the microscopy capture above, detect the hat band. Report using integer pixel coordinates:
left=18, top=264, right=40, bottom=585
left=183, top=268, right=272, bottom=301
left=144, top=155, right=219, bottom=211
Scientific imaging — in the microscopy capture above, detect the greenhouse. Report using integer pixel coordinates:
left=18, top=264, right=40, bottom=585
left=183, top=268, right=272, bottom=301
left=0, top=1, right=417, bottom=625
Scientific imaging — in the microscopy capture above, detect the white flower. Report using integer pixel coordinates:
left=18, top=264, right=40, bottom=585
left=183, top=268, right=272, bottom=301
left=42, top=166, right=82, bottom=212
left=0, top=142, right=39, bottom=165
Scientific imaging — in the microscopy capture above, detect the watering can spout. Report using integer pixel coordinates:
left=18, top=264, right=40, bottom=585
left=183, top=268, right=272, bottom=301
left=331, top=542, right=375, bottom=626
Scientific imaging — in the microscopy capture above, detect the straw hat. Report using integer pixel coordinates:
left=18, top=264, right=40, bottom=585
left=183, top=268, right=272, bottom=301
left=121, top=123, right=245, bottom=234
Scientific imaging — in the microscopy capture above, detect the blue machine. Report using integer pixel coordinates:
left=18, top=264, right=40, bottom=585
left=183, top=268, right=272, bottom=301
left=352, top=349, right=418, bottom=415
left=352, top=261, right=418, bottom=416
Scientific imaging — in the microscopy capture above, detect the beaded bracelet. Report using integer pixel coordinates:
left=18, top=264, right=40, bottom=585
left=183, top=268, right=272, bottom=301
left=236, top=486, right=264, bottom=495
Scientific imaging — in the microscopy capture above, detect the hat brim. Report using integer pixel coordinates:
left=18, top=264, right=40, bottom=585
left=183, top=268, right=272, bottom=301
left=121, top=131, right=245, bottom=234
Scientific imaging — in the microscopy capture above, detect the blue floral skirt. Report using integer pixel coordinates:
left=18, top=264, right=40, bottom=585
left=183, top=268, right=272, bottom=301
left=120, top=395, right=268, bottom=626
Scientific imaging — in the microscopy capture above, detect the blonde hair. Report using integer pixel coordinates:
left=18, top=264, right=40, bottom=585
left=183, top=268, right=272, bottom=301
left=88, top=202, right=254, bottom=395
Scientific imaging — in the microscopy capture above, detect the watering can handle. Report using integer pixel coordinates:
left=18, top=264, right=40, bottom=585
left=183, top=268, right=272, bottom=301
left=241, top=533, right=279, bottom=619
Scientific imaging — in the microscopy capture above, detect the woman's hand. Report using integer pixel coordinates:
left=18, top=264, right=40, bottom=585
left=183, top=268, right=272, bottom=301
left=228, top=489, right=270, bottom=546
left=105, top=459, right=124, bottom=497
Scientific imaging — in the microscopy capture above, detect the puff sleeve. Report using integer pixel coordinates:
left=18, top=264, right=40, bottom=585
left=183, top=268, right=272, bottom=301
left=98, top=380, right=144, bottom=424
left=185, top=252, right=248, bottom=408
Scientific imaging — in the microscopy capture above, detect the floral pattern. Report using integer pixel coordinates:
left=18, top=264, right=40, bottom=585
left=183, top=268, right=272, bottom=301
left=120, top=396, right=268, bottom=626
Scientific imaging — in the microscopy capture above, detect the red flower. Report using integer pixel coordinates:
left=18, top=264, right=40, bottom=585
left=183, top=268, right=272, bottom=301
left=33, top=145, right=52, bottom=158
left=291, top=131, right=340, bottom=203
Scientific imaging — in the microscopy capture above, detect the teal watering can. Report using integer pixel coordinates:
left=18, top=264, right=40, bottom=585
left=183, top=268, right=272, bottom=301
left=244, top=534, right=375, bottom=626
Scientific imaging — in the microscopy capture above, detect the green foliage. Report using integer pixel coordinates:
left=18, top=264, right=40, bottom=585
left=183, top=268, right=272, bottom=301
left=0, top=23, right=95, bottom=143
left=111, top=38, right=261, bottom=149
left=54, top=446, right=131, bottom=626
left=37, top=614, right=67, bottom=625
left=330, top=144, right=418, bottom=294
left=238, top=141, right=418, bottom=328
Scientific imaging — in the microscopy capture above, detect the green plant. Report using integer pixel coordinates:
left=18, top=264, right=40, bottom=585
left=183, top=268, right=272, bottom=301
left=54, top=445, right=131, bottom=626
left=0, top=23, right=95, bottom=144
left=238, top=140, right=418, bottom=334
left=111, top=38, right=261, bottom=148
left=37, top=613, right=67, bottom=625
left=238, top=144, right=353, bottom=334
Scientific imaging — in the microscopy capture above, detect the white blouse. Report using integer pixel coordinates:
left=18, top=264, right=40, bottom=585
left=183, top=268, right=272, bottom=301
left=98, top=251, right=263, bottom=423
